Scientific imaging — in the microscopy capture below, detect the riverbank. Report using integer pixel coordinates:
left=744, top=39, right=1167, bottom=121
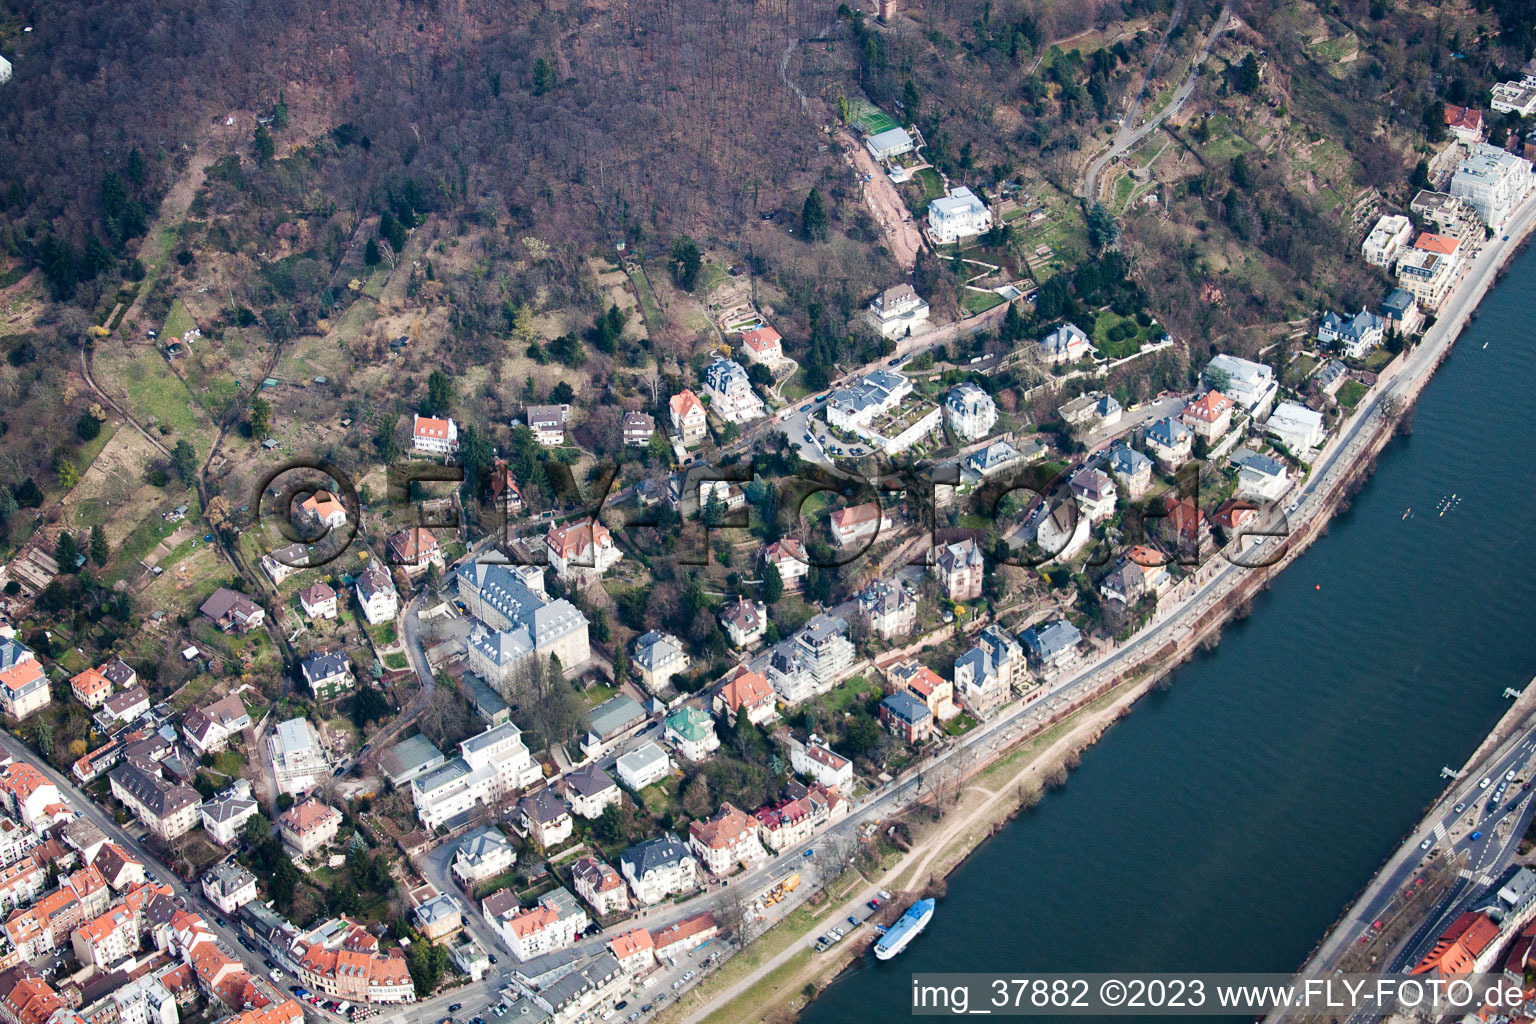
left=670, top=190, right=1536, bottom=1024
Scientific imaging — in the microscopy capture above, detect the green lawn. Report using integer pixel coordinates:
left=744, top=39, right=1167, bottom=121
left=961, top=290, right=1005, bottom=315
left=162, top=299, right=196, bottom=340
left=1336, top=379, right=1368, bottom=410
left=902, top=168, right=946, bottom=217
left=108, top=347, right=215, bottom=447
left=627, top=267, right=663, bottom=334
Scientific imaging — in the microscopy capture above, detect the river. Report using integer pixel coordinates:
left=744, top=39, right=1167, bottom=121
left=798, top=245, right=1536, bottom=1022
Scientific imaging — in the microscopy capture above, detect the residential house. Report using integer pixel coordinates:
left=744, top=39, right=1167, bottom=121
left=619, top=834, right=698, bottom=906
left=888, top=661, right=958, bottom=722
left=952, top=626, right=1026, bottom=716
left=1361, top=213, right=1414, bottom=268
left=1379, top=288, right=1425, bottom=336
left=97, top=686, right=150, bottom=729
left=1397, top=231, right=1463, bottom=310
left=944, top=383, right=997, bottom=441
left=663, top=707, right=719, bottom=762
left=761, top=538, right=810, bottom=590
left=621, top=412, right=654, bottom=447
left=297, top=583, right=337, bottom=621
left=1143, top=417, right=1193, bottom=470
left=525, top=405, right=569, bottom=447
left=828, top=502, right=888, bottom=549
left=614, top=743, right=672, bottom=793
left=200, top=781, right=259, bottom=846
left=1126, top=545, right=1174, bottom=597
left=489, top=461, right=525, bottom=516
left=632, top=631, right=689, bottom=695
left=1317, top=309, right=1386, bottom=360
left=1266, top=402, right=1326, bottom=452
left=669, top=390, right=708, bottom=445
left=688, top=804, right=765, bottom=876
left=354, top=561, right=399, bottom=625
left=1106, top=444, right=1153, bottom=500
left=825, top=369, right=941, bottom=455
left=108, top=762, right=200, bottom=840
left=718, top=598, right=766, bottom=648
left=1037, top=323, right=1093, bottom=365
left=927, top=186, right=991, bottom=243
left=376, top=735, right=446, bottom=789
left=1099, top=561, right=1147, bottom=606
left=879, top=692, right=933, bottom=744
left=100, top=658, right=136, bottom=690
left=278, top=800, right=342, bottom=860
left=933, top=538, right=985, bottom=601
left=198, top=589, right=264, bottom=633
left=266, top=718, right=328, bottom=797
left=517, top=790, right=573, bottom=849
left=864, top=126, right=915, bottom=161
left=1030, top=499, right=1091, bottom=563
left=857, top=579, right=916, bottom=640
left=409, top=886, right=464, bottom=944
left=701, top=358, right=764, bottom=423
left=555, top=765, right=621, bottom=820
left=298, top=491, right=347, bottom=531
left=755, top=782, right=848, bottom=853
left=1180, top=390, right=1236, bottom=441
left=1236, top=453, right=1289, bottom=503
left=1068, top=467, right=1118, bottom=523
left=299, top=651, right=352, bottom=700
left=1203, top=353, right=1278, bottom=417
left=713, top=668, right=777, bottom=726
left=182, top=694, right=250, bottom=758
left=202, top=863, right=258, bottom=916
left=451, top=828, right=515, bottom=889
left=545, top=518, right=620, bottom=581
left=967, top=439, right=1025, bottom=478
left=1443, top=105, right=1485, bottom=144
left=1164, top=496, right=1212, bottom=556
left=739, top=326, right=785, bottom=365
left=386, top=527, right=443, bottom=576
left=570, top=857, right=629, bottom=918
left=609, top=928, right=656, bottom=975
left=1492, top=76, right=1536, bottom=116
left=1019, top=619, right=1083, bottom=672
left=261, top=544, right=312, bottom=587
left=788, top=737, right=854, bottom=789
left=1450, top=142, right=1536, bottom=229
left=70, top=669, right=113, bottom=709
left=867, top=284, right=931, bottom=339
left=409, top=721, right=542, bottom=830
left=412, top=415, right=458, bottom=456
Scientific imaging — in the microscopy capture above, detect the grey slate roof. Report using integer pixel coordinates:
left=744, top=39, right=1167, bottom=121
left=620, top=833, right=690, bottom=877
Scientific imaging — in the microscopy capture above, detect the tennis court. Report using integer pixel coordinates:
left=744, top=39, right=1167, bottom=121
left=849, top=98, right=899, bottom=136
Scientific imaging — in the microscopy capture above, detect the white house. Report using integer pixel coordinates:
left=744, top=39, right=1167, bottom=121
left=1236, top=453, right=1290, bottom=503
left=1491, top=77, right=1536, bottom=117
left=865, top=126, right=915, bottom=162
left=1203, top=354, right=1277, bottom=417
left=664, top=707, right=720, bottom=761
left=1037, top=323, right=1094, bottom=365
left=1143, top=416, right=1193, bottom=470
left=669, top=389, right=708, bottom=445
left=1317, top=309, right=1386, bottom=360
left=525, top=405, right=570, bottom=446
left=702, top=357, right=764, bottom=423
left=789, top=738, right=853, bottom=790
left=927, top=186, right=991, bottom=244
left=615, top=742, right=673, bottom=792
left=867, top=284, right=930, bottom=339
left=0, top=56, right=11, bottom=85
left=1068, top=467, right=1117, bottom=523
left=620, top=834, right=698, bottom=906
left=632, top=630, right=690, bottom=694
left=354, top=560, right=399, bottom=625
left=545, top=517, right=621, bottom=580
left=412, top=415, right=458, bottom=455
left=1266, top=402, right=1326, bottom=452
left=762, top=538, right=811, bottom=589
left=740, top=326, right=785, bottom=366
left=687, top=804, right=766, bottom=876
left=1361, top=214, right=1414, bottom=269
left=1449, top=143, right=1536, bottom=230
left=944, top=383, right=997, bottom=441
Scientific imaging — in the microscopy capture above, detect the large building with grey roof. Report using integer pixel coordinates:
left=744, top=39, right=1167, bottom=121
left=459, top=562, right=590, bottom=690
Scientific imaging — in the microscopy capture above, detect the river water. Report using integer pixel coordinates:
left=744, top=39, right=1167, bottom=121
left=799, top=246, right=1536, bottom=1022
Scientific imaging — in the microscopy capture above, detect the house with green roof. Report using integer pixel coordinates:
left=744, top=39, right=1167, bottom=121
left=664, top=706, right=719, bottom=761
